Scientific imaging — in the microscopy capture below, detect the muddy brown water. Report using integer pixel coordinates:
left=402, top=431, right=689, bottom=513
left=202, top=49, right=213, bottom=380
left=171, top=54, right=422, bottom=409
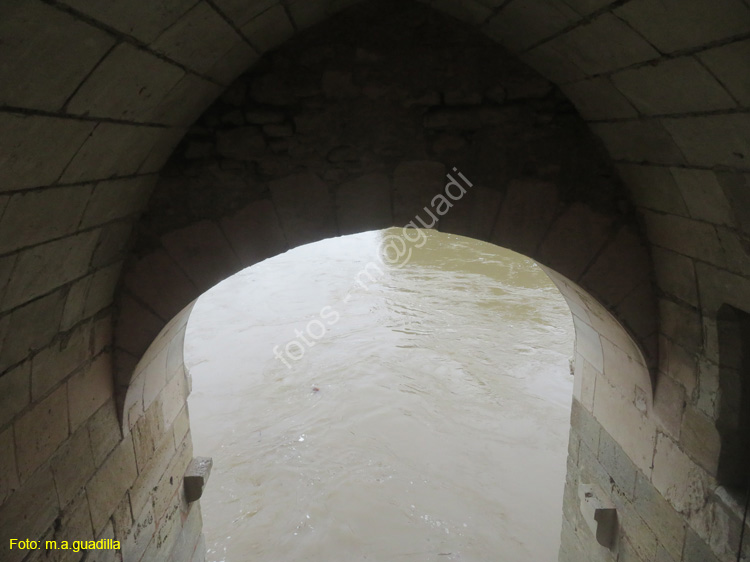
left=186, top=229, right=574, bottom=562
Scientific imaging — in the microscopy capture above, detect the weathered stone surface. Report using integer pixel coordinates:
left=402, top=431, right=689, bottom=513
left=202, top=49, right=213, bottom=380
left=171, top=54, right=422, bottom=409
left=0, top=360, right=30, bottom=429
left=68, top=43, right=184, bottom=121
left=68, top=354, right=114, bottom=432
left=0, top=468, right=59, bottom=562
left=2, top=231, right=99, bottom=313
left=152, top=2, right=244, bottom=79
left=269, top=172, right=338, bottom=247
left=611, top=56, right=736, bottom=115
left=0, top=1, right=115, bottom=111
left=241, top=4, right=294, bottom=53
left=561, top=77, right=639, bottom=121
left=31, top=325, right=90, bottom=401
left=86, top=434, right=138, bottom=534
left=485, top=0, right=579, bottom=51
left=336, top=173, right=393, bottom=234
left=615, top=0, right=750, bottom=54
left=15, top=384, right=69, bottom=480
left=663, top=113, right=750, bottom=170
left=680, top=406, right=720, bottom=475
left=0, top=426, right=20, bottom=506
left=0, top=113, right=94, bottom=193
left=63, top=0, right=196, bottom=43
left=184, top=457, right=213, bottom=502
left=50, top=427, right=95, bottom=508
left=632, top=472, right=687, bottom=560
left=698, top=38, right=750, bottom=106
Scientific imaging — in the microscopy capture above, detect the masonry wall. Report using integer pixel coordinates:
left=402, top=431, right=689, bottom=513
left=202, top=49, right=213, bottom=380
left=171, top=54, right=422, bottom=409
left=0, top=0, right=749, bottom=561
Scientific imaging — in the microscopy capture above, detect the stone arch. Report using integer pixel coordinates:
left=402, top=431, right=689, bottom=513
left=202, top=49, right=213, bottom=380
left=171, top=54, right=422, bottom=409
left=116, top=1, right=657, bottom=481
left=1, top=0, right=749, bottom=560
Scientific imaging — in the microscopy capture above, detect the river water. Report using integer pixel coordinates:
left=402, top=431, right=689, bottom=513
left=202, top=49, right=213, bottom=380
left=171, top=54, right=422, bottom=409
left=185, top=229, right=574, bottom=562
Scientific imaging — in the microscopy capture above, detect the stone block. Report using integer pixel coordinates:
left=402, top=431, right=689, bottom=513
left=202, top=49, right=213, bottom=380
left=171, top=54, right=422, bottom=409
left=162, top=220, right=242, bottom=293
left=615, top=0, right=750, bottom=53
left=680, top=406, right=720, bottom=475
left=616, top=164, right=688, bottom=216
left=549, top=13, right=658, bottom=76
left=60, top=123, right=162, bottom=184
left=129, top=431, right=176, bottom=516
left=0, top=360, right=30, bottom=429
left=632, top=472, right=686, bottom=561
left=172, top=406, right=190, bottom=447
left=590, top=120, right=686, bottom=165
left=207, top=40, right=260, bottom=86
left=0, top=1, right=115, bottom=111
left=31, top=325, right=90, bottom=401
left=611, top=56, right=736, bottom=115
left=184, top=457, right=212, bottom=503
left=660, top=299, right=703, bottom=352
left=161, top=372, right=188, bottom=429
left=86, top=435, right=138, bottom=535
left=652, top=432, right=711, bottom=515
left=15, top=384, right=69, bottom=480
left=139, top=126, right=189, bottom=174
left=432, top=0, right=492, bottom=26
left=571, top=398, right=601, bottom=458
left=68, top=353, right=114, bottom=432
left=167, top=504, right=203, bottom=562
left=50, top=427, right=95, bottom=509
left=142, top=491, right=183, bottom=562
left=120, top=502, right=155, bottom=562
left=642, top=210, right=726, bottom=266
left=83, top=521, right=118, bottom=562
left=62, top=0, right=196, bottom=43
left=698, top=38, right=750, bottom=106
left=218, top=199, right=287, bottom=267
left=484, top=0, right=579, bottom=51
left=0, top=113, right=94, bottom=193
left=573, top=316, right=604, bottom=373
left=2, top=231, right=99, bottom=313
left=491, top=178, right=558, bottom=257
left=438, top=184, right=502, bottom=242
left=652, top=374, right=685, bottom=440
left=68, top=43, right=184, bottom=122
left=87, top=400, right=122, bottom=468
left=132, top=396, right=165, bottom=472
left=0, top=468, right=59, bottom=562
left=651, top=247, right=698, bottom=308
left=593, top=378, right=656, bottom=475
left=80, top=176, right=156, bottom=229
left=82, top=263, right=123, bottom=321
left=115, top=294, right=165, bottom=359
left=151, top=2, right=244, bottom=78
left=212, top=0, right=278, bottom=28
left=600, top=337, right=651, bottom=409
left=269, top=172, right=338, bottom=247
left=152, top=435, right=192, bottom=522
left=537, top=203, right=614, bottom=282
left=662, top=113, right=750, bottom=170
left=241, top=5, right=295, bottom=53
left=124, top=249, right=198, bottom=322
left=519, top=41, right=586, bottom=84
left=560, top=77, right=639, bottom=121
left=335, top=173, right=393, bottom=235
left=0, top=185, right=92, bottom=254
left=617, top=499, right=660, bottom=562
left=91, top=221, right=134, bottom=270
left=0, top=426, right=20, bottom=507
left=392, top=161, right=447, bottom=227
left=683, top=527, right=720, bottom=562
left=150, top=74, right=225, bottom=126
left=581, top=226, right=651, bottom=306
left=597, top=424, right=638, bottom=498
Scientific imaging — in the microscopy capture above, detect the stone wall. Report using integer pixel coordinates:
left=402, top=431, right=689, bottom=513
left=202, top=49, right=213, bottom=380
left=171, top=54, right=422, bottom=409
left=117, top=4, right=661, bottom=562
left=1, top=0, right=749, bottom=561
